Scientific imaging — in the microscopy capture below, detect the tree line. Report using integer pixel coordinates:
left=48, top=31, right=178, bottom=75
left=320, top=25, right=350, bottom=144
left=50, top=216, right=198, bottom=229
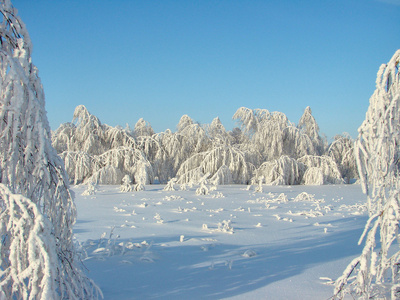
left=52, top=104, right=357, bottom=188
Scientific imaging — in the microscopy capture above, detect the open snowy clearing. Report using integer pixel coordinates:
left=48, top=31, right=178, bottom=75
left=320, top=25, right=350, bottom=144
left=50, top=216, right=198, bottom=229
left=73, top=184, right=367, bottom=299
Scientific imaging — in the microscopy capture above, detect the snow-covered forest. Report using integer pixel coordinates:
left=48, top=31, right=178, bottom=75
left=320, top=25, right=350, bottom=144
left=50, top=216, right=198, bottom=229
left=1, top=0, right=400, bottom=298
left=52, top=104, right=357, bottom=188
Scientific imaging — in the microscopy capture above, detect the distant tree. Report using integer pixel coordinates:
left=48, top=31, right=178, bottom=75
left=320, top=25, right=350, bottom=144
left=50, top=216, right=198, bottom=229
left=253, top=156, right=305, bottom=185
left=133, top=118, right=155, bottom=137
left=176, top=114, right=194, bottom=133
left=334, top=50, right=400, bottom=299
left=207, top=116, right=231, bottom=144
left=176, top=144, right=253, bottom=185
left=327, top=133, right=357, bottom=183
left=297, top=106, right=325, bottom=155
left=233, top=106, right=324, bottom=162
left=0, top=1, right=100, bottom=298
left=53, top=105, right=154, bottom=185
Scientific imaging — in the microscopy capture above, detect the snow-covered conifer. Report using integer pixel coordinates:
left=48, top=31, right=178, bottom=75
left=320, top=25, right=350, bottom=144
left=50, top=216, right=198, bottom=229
left=334, top=50, right=400, bottom=299
left=0, top=1, right=100, bottom=298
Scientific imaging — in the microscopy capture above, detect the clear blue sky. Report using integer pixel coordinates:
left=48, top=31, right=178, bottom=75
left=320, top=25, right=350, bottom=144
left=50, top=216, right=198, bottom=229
left=13, top=0, right=400, bottom=140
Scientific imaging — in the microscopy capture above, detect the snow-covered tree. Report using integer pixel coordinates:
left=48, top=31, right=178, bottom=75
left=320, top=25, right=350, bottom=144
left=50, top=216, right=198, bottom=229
left=232, top=107, right=267, bottom=136
left=60, top=151, right=99, bottom=184
left=136, top=133, right=168, bottom=183
left=177, top=114, right=194, bottom=133
left=298, top=155, right=343, bottom=185
left=253, top=156, right=305, bottom=185
left=207, top=116, right=232, bottom=144
left=53, top=106, right=155, bottom=185
left=178, top=119, right=210, bottom=155
left=334, top=50, right=400, bottom=299
left=53, top=105, right=137, bottom=154
left=233, top=106, right=323, bottom=162
left=0, top=184, right=60, bottom=299
left=0, top=1, right=100, bottom=298
left=210, top=165, right=233, bottom=185
left=297, top=106, right=325, bottom=155
left=90, top=147, right=154, bottom=185
left=133, top=118, right=154, bottom=137
left=328, top=133, right=357, bottom=183
left=176, top=145, right=253, bottom=185
left=155, top=116, right=210, bottom=181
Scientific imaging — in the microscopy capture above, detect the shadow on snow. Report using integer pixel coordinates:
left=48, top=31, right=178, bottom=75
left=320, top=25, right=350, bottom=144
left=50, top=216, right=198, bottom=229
left=81, top=216, right=366, bottom=300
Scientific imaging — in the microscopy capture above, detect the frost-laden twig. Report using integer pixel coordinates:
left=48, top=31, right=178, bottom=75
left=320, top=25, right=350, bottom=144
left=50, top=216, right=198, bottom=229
left=334, top=50, right=400, bottom=299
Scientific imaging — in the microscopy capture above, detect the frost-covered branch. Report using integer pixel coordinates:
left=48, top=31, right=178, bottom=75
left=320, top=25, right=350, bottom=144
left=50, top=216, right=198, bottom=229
left=334, top=49, right=400, bottom=299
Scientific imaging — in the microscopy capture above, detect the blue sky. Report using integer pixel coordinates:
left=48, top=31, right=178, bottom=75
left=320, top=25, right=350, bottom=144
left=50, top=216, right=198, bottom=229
left=13, top=0, right=400, bottom=140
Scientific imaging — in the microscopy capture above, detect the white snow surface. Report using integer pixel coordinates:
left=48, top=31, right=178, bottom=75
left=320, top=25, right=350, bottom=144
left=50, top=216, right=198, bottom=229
left=73, top=184, right=366, bottom=299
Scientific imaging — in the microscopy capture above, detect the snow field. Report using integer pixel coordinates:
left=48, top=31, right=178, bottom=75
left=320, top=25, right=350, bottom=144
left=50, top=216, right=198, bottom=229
left=73, top=184, right=367, bottom=299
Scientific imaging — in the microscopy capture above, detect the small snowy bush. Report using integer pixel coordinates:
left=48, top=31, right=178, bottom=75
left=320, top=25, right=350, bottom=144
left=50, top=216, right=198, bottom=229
left=120, top=175, right=134, bottom=192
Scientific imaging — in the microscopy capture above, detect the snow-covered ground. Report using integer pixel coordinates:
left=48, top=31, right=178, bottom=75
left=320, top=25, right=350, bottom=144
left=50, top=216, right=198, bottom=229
left=73, top=184, right=367, bottom=300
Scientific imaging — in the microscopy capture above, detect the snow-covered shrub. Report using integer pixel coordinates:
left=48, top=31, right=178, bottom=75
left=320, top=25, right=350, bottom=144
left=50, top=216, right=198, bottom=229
left=196, top=182, right=209, bottom=195
left=82, top=181, right=97, bottom=196
left=120, top=175, right=134, bottom=192
left=298, top=155, right=344, bottom=185
left=294, top=192, right=315, bottom=202
left=334, top=50, right=400, bottom=299
left=254, top=176, right=264, bottom=193
left=0, top=1, right=100, bottom=297
left=195, top=173, right=210, bottom=195
left=253, top=156, right=306, bottom=185
left=164, top=178, right=177, bottom=191
left=133, top=183, right=145, bottom=191
left=217, top=220, right=234, bottom=234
